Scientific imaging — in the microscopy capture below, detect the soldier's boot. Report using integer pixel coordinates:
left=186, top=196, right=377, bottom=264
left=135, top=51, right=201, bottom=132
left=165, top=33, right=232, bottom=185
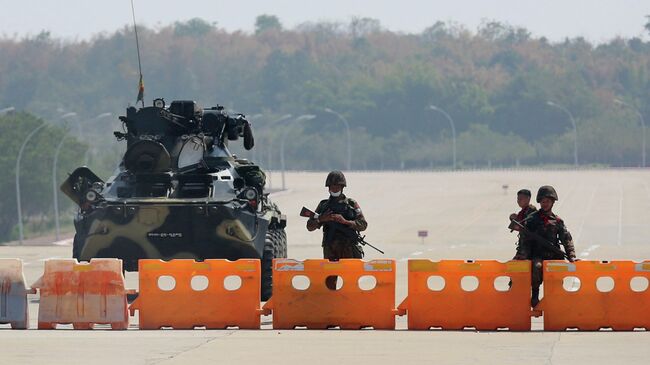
left=325, top=275, right=338, bottom=290
left=531, top=259, right=543, bottom=308
left=531, top=288, right=540, bottom=308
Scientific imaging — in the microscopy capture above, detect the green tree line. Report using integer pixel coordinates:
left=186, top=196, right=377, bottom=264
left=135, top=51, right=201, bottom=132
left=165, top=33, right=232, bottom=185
left=0, top=16, right=649, bottom=174
left=0, top=112, right=85, bottom=242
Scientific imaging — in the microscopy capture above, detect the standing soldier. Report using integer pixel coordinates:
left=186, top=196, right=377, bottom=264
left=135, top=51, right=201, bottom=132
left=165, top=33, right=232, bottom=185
left=517, top=186, right=577, bottom=307
left=509, top=188, right=537, bottom=230
left=306, top=170, right=368, bottom=289
left=509, top=189, right=537, bottom=259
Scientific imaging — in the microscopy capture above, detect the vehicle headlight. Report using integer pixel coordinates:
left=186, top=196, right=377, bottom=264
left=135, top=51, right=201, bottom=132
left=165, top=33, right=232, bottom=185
left=244, top=188, right=257, bottom=201
left=85, top=190, right=98, bottom=202
left=153, top=98, right=165, bottom=109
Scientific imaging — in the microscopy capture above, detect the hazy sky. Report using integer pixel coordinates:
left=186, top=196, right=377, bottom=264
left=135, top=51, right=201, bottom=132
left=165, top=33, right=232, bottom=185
left=1, top=0, right=648, bottom=43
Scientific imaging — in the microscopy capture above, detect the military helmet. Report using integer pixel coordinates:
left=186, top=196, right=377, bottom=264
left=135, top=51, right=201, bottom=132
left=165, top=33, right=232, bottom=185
left=325, top=170, right=347, bottom=187
left=536, top=185, right=558, bottom=203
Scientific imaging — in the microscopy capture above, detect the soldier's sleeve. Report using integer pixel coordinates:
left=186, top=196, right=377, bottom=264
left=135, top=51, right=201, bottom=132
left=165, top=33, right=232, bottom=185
left=306, top=200, right=326, bottom=231
left=558, top=219, right=577, bottom=261
left=349, top=199, right=368, bottom=232
left=314, top=200, right=327, bottom=215
left=520, top=213, right=538, bottom=246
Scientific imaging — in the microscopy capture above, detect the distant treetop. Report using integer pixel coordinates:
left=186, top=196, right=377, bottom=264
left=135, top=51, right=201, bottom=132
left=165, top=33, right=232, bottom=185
left=255, top=15, right=283, bottom=35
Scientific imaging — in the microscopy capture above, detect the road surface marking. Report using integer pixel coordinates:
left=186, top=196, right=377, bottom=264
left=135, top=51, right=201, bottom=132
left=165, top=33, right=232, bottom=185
left=52, top=238, right=73, bottom=246
left=574, top=186, right=597, bottom=242
left=579, top=244, right=600, bottom=258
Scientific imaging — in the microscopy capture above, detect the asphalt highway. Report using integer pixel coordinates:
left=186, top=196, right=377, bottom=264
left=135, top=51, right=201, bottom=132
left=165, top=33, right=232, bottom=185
left=1, top=170, right=649, bottom=364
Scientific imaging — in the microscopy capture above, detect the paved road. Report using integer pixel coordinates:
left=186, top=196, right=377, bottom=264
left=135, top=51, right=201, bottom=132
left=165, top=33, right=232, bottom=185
left=1, top=170, right=649, bottom=364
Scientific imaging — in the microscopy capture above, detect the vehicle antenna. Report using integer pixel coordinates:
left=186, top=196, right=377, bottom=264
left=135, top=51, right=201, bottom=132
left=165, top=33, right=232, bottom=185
left=131, top=0, right=145, bottom=107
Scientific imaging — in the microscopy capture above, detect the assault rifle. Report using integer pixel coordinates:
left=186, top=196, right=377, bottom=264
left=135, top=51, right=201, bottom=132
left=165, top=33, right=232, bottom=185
left=509, top=218, right=570, bottom=260
left=300, top=206, right=385, bottom=254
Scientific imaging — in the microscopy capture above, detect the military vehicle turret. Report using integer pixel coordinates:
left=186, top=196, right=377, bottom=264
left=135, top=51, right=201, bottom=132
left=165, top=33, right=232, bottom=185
left=61, top=99, right=287, bottom=300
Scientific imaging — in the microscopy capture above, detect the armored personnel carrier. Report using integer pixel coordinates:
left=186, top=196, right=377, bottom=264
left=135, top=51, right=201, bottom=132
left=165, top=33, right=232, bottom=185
left=60, top=99, right=287, bottom=300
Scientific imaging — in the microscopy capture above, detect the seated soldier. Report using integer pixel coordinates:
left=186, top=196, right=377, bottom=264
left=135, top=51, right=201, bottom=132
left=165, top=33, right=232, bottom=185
left=517, top=185, right=577, bottom=308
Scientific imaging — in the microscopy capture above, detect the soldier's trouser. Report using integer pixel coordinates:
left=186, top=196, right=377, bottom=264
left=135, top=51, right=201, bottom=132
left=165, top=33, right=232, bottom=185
left=323, top=242, right=363, bottom=290
left=531, top=259, right=544, bottom=290
left=531, top=259, right=544, bottom=306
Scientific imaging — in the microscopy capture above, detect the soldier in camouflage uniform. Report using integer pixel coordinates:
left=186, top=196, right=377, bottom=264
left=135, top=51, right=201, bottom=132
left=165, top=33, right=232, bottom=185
left=509, top=189, right=537, bottom=231
left=518, top=185, right=577, bottom=307
left=306, top=171, right=368, bottom=289
left=510, top=189, right=537, bottom=259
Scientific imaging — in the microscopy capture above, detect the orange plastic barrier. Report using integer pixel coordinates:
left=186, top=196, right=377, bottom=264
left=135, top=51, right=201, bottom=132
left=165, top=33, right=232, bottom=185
left=262, top=259, right=397, bottom=329
left=540, top=260, right=650, bottom=330
left=0, top=259, right=31, bottom=329
left=129, top=259, right=262, bottom=329
left=32, top=259, right=128, bottom=330
left=397, top=260, right=532, bottom=331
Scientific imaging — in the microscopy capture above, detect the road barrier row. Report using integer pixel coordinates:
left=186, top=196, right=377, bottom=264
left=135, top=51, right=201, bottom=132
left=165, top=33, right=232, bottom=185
left=262, top=259, right=398, bottom=329
left=1, top=258, right=649, bottom=331
left=130, top=259, right=263, bottom=329
left=0, top=259, right=31, bottom=329
left=397, top=260, right=532, bottom=330
left=31, top=259, right=129, bottom=329
left=540, top=260, right=650, bottom=330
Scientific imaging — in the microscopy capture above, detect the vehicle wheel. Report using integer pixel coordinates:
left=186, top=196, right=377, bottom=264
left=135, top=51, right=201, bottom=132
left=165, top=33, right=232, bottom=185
left=276, top=229, right=287, bottom=258
left=261, top=227, right=287, bottom=301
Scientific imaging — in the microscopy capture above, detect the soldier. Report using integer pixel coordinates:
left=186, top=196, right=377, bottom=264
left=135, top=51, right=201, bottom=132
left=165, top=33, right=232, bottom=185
left=306, top=170, right=368, bottom=290
left=510, top=189, right=537, bottom=259
left=518, top=185, right=577, bottom=307
left=509, top=189, right=537, bottom=231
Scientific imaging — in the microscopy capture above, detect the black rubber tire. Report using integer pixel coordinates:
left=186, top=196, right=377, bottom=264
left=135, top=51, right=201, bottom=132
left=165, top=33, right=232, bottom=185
left=261, top=227, right=288, bottom=301
left=274, top=229, right=288, bottom=259
left=72, top=234, right=84, bottom=260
